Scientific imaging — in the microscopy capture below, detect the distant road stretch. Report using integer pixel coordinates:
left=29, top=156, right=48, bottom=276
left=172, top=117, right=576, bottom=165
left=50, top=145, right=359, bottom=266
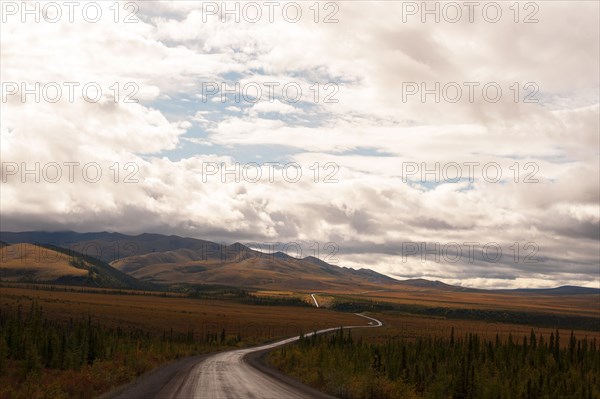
left=310, top=293, right=319, bottom=308
left=153, top=314, right=382, bottom=399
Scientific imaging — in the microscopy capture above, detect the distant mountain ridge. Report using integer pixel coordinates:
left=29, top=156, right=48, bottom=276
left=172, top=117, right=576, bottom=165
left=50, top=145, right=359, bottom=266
left=0, top=231, right=397, bottom=290
left=2, top=231, right=598, bottom=294
left=507, top=286, right=600, bottom=295
left=0, top=231, right=217, bottom=263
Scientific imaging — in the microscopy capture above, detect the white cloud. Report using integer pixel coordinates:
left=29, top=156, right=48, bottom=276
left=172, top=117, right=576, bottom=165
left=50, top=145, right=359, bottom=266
left=1, top=0, right=598, bottom=289
left=248, top=100, right=300, bottom=115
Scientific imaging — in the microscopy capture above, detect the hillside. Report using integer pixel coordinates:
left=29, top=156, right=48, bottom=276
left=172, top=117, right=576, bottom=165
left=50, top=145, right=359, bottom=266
left=110, top=245, right=397, bottom=290
left=0, top=231, right=398, bottom=290
left=0, top=243, right=151, bottom=289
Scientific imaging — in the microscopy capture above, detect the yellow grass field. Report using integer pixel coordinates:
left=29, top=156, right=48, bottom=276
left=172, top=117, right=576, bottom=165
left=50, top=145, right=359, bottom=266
left=0, top=286, right=360, bottom=343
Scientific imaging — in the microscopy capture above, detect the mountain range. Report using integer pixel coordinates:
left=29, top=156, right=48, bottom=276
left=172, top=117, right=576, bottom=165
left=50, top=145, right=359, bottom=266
left=1, top=231, right=598, bottom=295
left=0, top=231, right=396, bottom=290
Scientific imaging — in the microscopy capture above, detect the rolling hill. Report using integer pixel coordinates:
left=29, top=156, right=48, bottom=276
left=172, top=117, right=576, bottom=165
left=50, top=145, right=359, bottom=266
left=0, top=242, right=152, bottom=289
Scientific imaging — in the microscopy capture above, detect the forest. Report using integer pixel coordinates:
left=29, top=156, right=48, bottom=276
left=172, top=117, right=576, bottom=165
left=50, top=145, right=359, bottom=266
left=0, top=302, right=238, bottom=399
left=268, top=326, right=600, bottom=399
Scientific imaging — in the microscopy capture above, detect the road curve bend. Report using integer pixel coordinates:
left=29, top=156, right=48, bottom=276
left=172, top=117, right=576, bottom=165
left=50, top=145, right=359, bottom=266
left=157, top=314, right=382, bottom=399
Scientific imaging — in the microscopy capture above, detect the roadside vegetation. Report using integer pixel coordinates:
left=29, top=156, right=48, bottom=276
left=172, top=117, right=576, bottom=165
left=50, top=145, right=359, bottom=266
left=0, top=302, right=240, bottom=399
left=269, top=326, right=600, bottom=399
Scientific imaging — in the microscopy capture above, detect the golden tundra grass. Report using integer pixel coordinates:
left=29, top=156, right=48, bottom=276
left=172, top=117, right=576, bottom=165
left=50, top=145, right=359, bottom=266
left=0, top=286, right=360, bottom=341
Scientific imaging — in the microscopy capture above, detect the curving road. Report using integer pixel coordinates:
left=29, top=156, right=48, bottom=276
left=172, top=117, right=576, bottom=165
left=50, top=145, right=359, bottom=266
left=153, top=314, right=382, bottom=399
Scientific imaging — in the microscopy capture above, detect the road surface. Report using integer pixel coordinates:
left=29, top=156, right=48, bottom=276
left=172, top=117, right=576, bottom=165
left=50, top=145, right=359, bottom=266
left=310, top=293, right=319, bottom=308
left=114, top=314, right=382, bottom=399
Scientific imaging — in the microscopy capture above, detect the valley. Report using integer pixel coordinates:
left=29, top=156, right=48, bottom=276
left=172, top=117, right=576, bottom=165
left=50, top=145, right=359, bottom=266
left=0, top=231, right=598, bottom=398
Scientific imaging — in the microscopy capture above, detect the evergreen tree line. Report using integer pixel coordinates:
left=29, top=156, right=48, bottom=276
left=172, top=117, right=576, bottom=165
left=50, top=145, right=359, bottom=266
left=0, top=302, right=235, bottom=378
left=269, top=327, right=600, bottom=399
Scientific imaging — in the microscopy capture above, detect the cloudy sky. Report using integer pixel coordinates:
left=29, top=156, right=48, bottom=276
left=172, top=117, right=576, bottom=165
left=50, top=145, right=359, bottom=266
left=1, top=1, right=598, bottom=289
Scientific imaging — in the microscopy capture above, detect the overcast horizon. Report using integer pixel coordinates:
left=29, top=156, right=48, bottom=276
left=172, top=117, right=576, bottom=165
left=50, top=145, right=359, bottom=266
left=1, top=1, right=599, bottom=289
